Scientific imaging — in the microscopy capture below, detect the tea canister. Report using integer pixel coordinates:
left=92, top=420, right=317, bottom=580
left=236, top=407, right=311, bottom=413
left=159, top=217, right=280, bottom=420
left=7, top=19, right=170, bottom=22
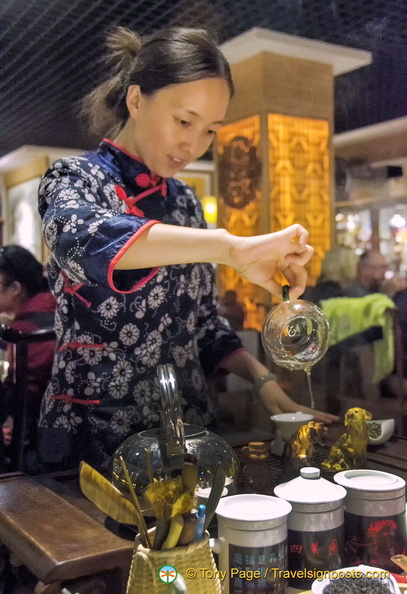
left=214, top=493, right=292, bottom=594
left=334, top=469, right=406, bottom=572
left=274, top=467, right=346, bottom=589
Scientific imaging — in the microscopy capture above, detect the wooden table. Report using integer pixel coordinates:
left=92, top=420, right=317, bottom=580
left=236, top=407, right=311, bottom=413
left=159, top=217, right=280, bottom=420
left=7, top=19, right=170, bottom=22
left=0, top=425, right=406, bottom=594
left=0, top=471, right=134, bottom=594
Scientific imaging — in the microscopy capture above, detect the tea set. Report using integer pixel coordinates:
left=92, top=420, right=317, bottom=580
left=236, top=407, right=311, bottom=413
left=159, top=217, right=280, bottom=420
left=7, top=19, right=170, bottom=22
left=102, top=286, right=400, bottom=593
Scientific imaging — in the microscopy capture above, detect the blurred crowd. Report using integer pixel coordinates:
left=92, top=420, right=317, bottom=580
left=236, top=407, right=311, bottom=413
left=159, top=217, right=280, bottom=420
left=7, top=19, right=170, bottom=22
left=303, top=246, right=390, bottom=302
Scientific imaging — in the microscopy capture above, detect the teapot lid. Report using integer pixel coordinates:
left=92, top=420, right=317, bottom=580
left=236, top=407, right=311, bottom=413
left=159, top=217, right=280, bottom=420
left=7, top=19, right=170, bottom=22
left=274, top=467, right=347, bottom=504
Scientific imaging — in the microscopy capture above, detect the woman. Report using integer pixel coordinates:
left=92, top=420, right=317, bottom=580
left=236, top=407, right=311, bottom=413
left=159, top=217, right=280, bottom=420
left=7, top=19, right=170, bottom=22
left=38, top=26, right=338, bottom=470
left=0, top=245, right=56, bottom=472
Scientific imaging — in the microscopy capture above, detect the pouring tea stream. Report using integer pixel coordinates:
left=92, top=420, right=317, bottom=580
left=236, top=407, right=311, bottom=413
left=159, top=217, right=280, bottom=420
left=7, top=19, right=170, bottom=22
left=261, top=285, right=331, bottom=409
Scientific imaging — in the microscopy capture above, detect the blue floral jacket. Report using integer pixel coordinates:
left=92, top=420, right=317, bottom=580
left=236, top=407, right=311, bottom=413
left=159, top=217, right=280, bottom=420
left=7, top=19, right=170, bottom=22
left=37, top=139, right=242, bottom=466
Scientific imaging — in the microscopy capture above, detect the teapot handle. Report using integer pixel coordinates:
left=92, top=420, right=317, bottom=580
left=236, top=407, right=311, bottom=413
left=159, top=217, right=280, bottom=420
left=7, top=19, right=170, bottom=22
left=157, top=364, right=186, bottom=452
left=282, top=284, right=291, bottom=302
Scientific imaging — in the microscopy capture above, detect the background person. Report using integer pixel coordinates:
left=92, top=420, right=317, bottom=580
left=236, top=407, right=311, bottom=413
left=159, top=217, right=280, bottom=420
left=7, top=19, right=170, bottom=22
left=304, top=244, right=359, bottom=304
left=0, top=246, right=56, bottom=474
left=218, top=289, right=247, bottom=330
left=383, top=275, right=407, bottom=378
left=346, top=249, right=388, bottom=297
left=38, top=25, right=338, bottom=471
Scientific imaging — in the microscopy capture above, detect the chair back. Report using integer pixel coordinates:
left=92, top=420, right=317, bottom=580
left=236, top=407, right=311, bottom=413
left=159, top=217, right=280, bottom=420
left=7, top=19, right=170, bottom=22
left=320, top=303, right=406, bottom=432
left=386, top=307, right=405, bottom=405
left=0, top=324, right=56, bottom=472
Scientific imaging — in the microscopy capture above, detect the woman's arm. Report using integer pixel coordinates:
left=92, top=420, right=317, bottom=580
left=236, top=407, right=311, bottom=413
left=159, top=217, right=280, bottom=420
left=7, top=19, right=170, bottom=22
left=115, top=223, right=313, bottom=300
left=218, top=349, right=339, bottom=425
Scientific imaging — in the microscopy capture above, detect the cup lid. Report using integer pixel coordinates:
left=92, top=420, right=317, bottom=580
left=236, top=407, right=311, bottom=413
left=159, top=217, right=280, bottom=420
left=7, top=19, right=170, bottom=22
left=274, top=467, right=347, bottom=504
left=334, top=469, right=406, bottom=492
left=216, top=493, right=291, bottom=522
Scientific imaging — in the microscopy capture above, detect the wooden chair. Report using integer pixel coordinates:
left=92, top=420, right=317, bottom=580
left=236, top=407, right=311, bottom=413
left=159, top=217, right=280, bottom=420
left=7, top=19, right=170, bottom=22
left=387, top=307, right=405, bottom=403
left=0, top=324, right=56, bottom=472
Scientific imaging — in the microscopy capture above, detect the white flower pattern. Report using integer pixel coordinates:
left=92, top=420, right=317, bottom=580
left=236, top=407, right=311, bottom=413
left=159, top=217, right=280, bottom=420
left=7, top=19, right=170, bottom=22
left=119, top=323, right=139, bottom=345
left=99, top=296, right=120, bottom=318
left=109, top=375, right=129, bottom=399
left=112, top=360, right=133, bottom=382
left=147, top=285, right=166, bottom=309
left=133, top=380, right=152, bottom=405
left=62, top=213, right=84, bottom=233
left=37, top=140, right=242, bottom=466
left=111, top=410, right=132, bottom=435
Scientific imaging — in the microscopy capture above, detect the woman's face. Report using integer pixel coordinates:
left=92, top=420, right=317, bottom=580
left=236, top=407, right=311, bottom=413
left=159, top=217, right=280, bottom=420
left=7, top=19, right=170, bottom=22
left=0, top=274, right=20, bottom=315
left=123, top=77, right=230, bottom=177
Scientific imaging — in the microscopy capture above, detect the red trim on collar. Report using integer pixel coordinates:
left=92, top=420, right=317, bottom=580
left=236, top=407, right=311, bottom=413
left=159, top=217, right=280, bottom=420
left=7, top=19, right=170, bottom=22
left=103, top=138, right=145, bottom=165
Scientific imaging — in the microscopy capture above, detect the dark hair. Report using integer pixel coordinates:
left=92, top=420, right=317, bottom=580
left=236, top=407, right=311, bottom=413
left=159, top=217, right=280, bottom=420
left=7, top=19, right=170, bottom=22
left=0, top=246, right=48, bottom=297
left=81, top=26, right=234, bottom=138
left=359, top=250, right=371, bottom=263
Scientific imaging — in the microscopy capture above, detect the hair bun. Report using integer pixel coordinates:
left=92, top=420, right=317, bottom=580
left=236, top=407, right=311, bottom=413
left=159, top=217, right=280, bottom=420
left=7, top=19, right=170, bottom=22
left=105, top=26, right=142, bottom=73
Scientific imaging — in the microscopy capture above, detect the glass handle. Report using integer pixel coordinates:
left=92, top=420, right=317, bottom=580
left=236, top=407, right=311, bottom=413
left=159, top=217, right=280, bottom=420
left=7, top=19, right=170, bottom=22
left=282, top=284, right=291, bottom=302
left=157, top=363, right=185, bottom=451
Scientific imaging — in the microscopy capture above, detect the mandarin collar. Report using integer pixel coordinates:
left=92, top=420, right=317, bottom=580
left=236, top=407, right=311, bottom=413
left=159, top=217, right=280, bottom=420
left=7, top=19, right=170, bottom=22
left=98, top=139, right=167, bottom=195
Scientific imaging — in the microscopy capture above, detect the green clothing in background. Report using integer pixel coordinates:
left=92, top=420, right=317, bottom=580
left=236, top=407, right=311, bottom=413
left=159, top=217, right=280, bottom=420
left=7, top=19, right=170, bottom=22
left=321, top=293, right=396, bottom=384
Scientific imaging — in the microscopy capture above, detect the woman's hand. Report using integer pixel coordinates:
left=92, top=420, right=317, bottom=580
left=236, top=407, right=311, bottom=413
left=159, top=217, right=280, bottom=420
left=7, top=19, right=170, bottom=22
left=228, top=224, right=314, bottom=300
left=257, top=378, right=339, bottom=425
left=288, top=405, right=340, bottom=426
left=220, top=350, right=339, bottom=425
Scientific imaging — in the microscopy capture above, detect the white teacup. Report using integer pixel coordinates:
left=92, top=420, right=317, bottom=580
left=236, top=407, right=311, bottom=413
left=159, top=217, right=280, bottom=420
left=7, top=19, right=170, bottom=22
left=270, top=411, right=314, bottom=455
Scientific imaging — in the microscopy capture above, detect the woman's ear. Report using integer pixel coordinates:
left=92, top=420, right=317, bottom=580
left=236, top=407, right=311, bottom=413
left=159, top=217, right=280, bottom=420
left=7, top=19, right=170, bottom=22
left=8, top=280, right=22, bottom=299
left=126, top=85, right=142, bottom=118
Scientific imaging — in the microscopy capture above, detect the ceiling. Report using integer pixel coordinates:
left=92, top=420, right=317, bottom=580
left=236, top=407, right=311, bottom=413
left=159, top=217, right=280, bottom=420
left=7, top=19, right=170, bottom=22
left=1, top=0, right=406, bottom=160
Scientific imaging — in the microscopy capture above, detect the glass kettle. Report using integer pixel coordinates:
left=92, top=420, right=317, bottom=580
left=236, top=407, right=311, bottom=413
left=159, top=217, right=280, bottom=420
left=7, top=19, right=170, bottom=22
left=110, top=363, right=241, bottom=507
left=261, top=285, right=331, bottom=371
left=261, top=285, right=331, bottom=408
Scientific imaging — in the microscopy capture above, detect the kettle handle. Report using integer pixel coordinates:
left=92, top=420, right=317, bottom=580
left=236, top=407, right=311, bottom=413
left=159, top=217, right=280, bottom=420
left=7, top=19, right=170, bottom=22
left=157, top=364, right=186, bottom=450
left=282, top=284, right=291, bottom=302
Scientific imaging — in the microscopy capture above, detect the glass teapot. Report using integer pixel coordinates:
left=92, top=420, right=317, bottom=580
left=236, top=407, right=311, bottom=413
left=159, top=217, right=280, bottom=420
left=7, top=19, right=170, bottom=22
left=261, top=285, right=331, bottom=371
left=111, top=363, right=241, bottom=505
